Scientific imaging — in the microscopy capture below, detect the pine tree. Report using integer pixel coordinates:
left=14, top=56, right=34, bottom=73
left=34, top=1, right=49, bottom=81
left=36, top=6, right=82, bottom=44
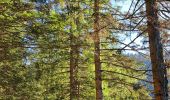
left=145, top=0, right=168, bottom=99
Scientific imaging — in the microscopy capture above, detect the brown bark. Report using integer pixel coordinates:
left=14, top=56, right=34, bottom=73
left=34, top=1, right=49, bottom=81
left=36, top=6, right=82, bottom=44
left=70, top=34, right=79, bottom=100
left=145, top=0, right=168, bottom=99
left=93, top=0, right=103, bottom=100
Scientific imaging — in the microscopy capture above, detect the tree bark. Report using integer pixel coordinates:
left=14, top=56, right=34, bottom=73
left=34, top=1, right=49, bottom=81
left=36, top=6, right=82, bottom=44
left=145, top=0, right=168, bottom=99
left=93, top=0, right=103, bottom=100
left=70, top=34, right=79, bottom=100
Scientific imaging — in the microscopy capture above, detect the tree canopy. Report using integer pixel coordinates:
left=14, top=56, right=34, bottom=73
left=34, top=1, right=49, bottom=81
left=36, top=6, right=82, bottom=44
left=0, top=0, right=170, bottom=100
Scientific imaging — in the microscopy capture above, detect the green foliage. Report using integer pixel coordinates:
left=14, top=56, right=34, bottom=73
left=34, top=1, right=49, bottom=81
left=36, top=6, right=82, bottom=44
left=0, top=0, right=151, bottom=99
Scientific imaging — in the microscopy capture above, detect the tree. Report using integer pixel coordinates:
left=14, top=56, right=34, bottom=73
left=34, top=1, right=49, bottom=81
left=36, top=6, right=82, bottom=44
left=93, top=0, right=103, bottom=99
left=0, top=0, right=155, bottom=99
left=145, top=0, right=168, bottom=99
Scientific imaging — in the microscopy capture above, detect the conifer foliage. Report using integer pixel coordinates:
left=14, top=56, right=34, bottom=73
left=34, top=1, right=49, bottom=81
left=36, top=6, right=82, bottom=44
left=0, top=0, right=169, bottom=99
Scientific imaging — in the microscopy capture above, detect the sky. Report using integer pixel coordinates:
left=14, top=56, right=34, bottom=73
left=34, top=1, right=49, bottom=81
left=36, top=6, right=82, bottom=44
left=110, top=0, right=146, bottom=54
left=111, top=0, right=132, bottom=12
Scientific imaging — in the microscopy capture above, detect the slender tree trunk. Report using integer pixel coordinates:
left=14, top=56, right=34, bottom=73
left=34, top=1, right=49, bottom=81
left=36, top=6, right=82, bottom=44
left=68, top=1, right=80, bottom=99
left=145, top=0, right=168, bottom=99
left=70, top=34, right=79, bottom=100
left=93, top=0, right=103, bottom=100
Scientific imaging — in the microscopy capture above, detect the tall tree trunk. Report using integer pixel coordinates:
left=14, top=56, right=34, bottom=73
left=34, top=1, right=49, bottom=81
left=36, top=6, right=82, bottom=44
left=68, top=0, right=80, bottom=99
left=93, top=0, right=103, bottom=100
left=70, top=34, right=79, bottom=100
left=145, top=0, right=168, bottom=99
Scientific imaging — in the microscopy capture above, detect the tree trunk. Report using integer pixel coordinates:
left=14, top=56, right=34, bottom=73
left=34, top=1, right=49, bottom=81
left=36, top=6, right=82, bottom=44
left=145, top=0, right=168, bottom=99
left=70, top=34, right=79, bottom=100
left=93, top=0, right=103, bottom=100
